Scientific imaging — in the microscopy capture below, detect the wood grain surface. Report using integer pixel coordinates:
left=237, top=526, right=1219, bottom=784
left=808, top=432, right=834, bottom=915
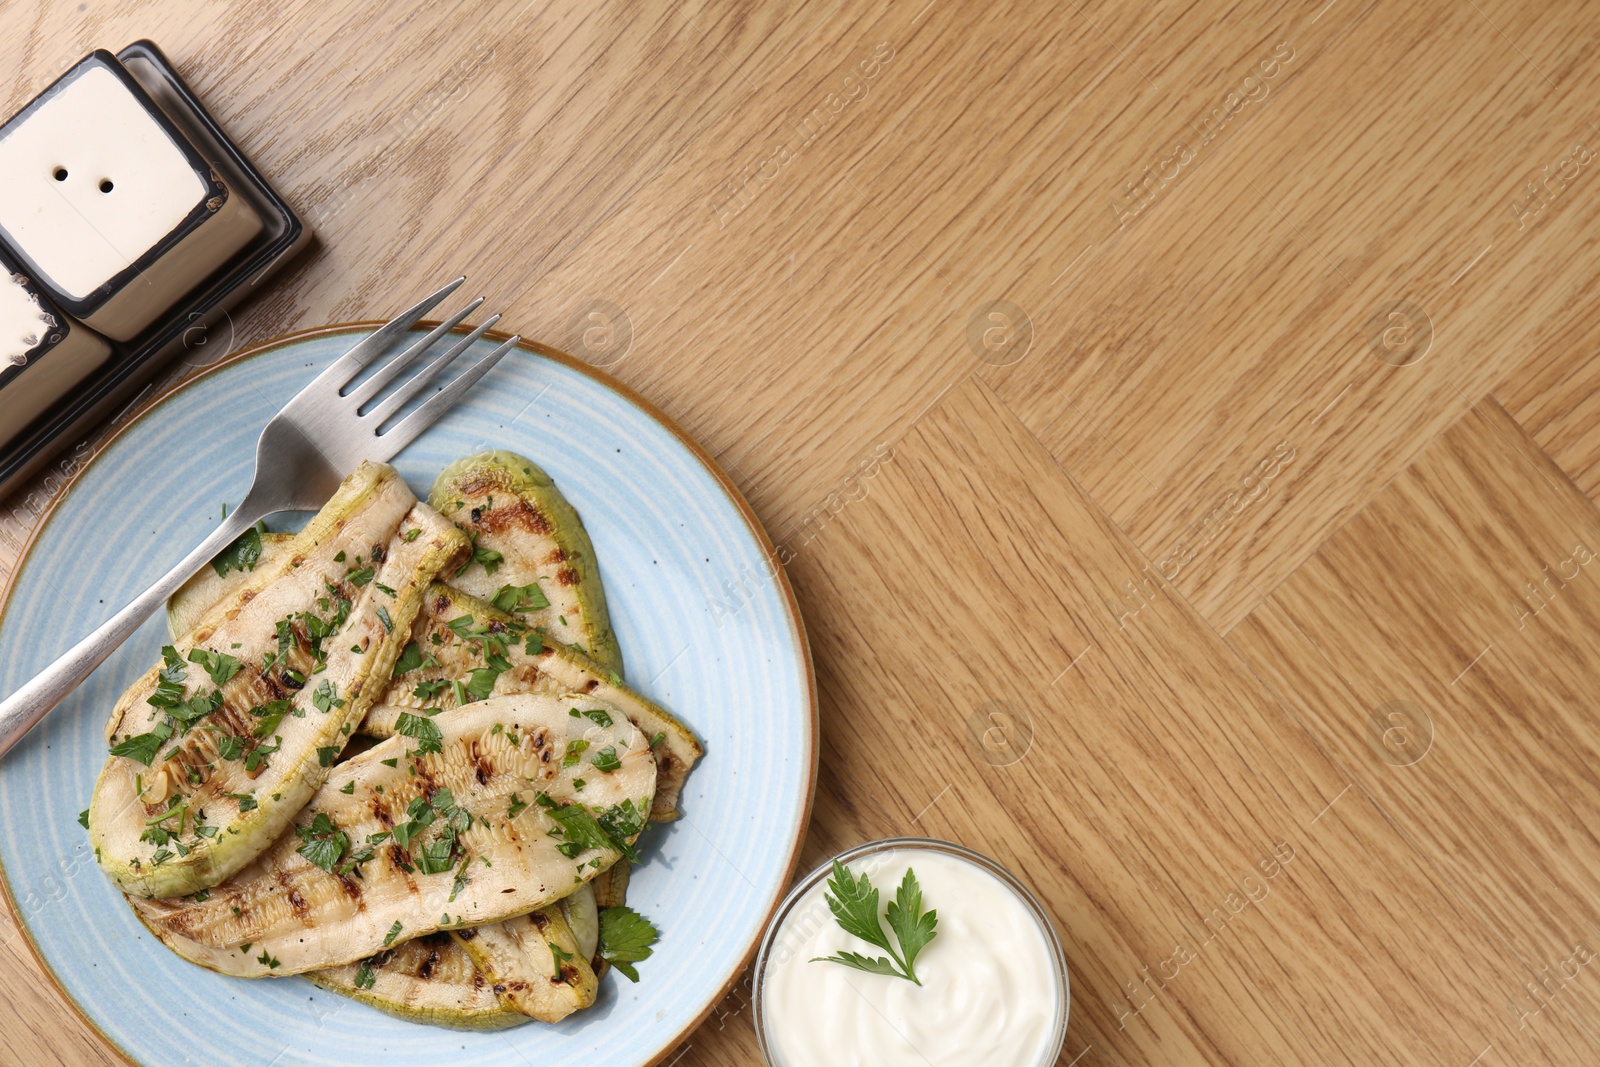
left=2, top=1, right=1599, bottom=1064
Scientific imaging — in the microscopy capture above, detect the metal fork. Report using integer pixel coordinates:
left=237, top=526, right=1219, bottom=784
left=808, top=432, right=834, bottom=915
left=0, top=277, right=518, bottom=759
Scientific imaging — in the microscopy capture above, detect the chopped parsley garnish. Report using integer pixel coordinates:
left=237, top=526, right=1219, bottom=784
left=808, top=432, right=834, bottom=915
left=394, top=713, right=443, bottom=755
left=413, top=679, right=449, bottom=700
left=403, top=528, right=422, bottom=543
left=449, top=855, right=471, bottom=901
left=575, top=707, right=613, bottom=727
left=375, top=582, right=396, bottom=597
left=446, top=614, right=483, bottom=641
left=549, top=939, right=575, bottom=978
left=376, top=606, right=393, bottom=633
left=545, top=800, right=634, bottom=860
left=561, top=739, right=590, bottom=767
left=383, top=921, right=404, bottom=947
left=110, top=726, right=171, bottom=766
left=251, top=699, right=293, bottom=738
left=597, top=798, right=646, bottom=851
left=211, top=524, right=264, bottom=577
left=507, top=793, right=528, bottom=819
left=257, top=950, right=281, bottom=969
left=354, top=961, right=376, bottom=989
left=454, top=532, right=503, bottom=577
left=245, top=736, right=280, bottom=773
left=591, top=745, right=623, bottom=773
left=345, top=565, right=375, bottom=587
left=340, top=781, right=356, bottom=794
left=462, top=667, right=499, bottom=702
left=77, top=809, right=89, bottom=829
left=187, top=648, right=242, bottom=687
left=392, top=642, right=425, bottom=676
left=217, top=734, right=244, bottom=761
left=317, top=745, right=340, bottom=767
left=312, top=679, right=345, bottom=714
left=226, top=791, right=257, bottom=812
left=294, top=812, right=350, bottom=873
left=491, top=581, right=550, bottom=613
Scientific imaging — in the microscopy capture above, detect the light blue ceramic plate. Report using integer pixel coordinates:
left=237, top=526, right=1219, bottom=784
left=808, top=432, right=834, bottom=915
left=0, top=325, right=816, bottom=1067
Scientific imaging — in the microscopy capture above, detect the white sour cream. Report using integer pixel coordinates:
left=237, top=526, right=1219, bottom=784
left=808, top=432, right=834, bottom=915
left=760, top=848, right=1064, bottom=1067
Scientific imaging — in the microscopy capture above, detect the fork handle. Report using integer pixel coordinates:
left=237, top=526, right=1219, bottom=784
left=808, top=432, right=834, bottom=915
left=0, top=501, right=264, bottom=760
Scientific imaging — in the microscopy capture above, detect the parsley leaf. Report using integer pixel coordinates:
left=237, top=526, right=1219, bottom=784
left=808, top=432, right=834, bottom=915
left=211, top=525, right=263, bottom=577
left=462, top=667, right=499, bottom=702
left=492, top=581, right=550, bottom=613
left=392, top=642, right=425, bottom=677
left=187, top=648, right=242, bottom=687
left=383, top=921, right=403, bottom=947
left=109, top=723, right=173, bottom=766
left=591, top=745, right=622, bottom=773
left=354, top=960, right=376, bottom=989
left=810, top=862, right=938, bottom=985
left=312, top=679, right=344, bottom=714
left=294, top=812, right=350, bottom=873
left=394, top=712, right=443, bottom=754
left=885, top=867, right=939, bottom=979
left=454, top=533, right=503, bottom=577
left=598, top=906, right=659, bottom=982
left=546, top=801, right=635, bottom=861
left=251, top=699, right=293, bottom=738
left=146, top=646, right=188, bottom=709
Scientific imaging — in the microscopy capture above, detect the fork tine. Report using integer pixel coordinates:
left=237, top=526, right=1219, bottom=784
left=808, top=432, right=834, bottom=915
left=378, top=335, right=519, bottom=455
left=311, top=277, right=467, bottom=390
left=346, top=296, right=485, bottom=409
left=366, top=314, right=502, bottom=427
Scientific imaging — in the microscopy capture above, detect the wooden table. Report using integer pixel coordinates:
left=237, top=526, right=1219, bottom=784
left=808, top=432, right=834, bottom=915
left=5, top=1, right=1600, bottom=1063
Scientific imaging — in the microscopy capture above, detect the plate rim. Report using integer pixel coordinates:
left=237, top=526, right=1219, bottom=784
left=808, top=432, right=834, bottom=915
left=0, top=320, right=819, bottom=1067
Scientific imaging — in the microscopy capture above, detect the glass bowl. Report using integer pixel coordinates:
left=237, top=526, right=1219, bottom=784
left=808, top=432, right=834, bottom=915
left=750, top=837, right=1070, bottom=1066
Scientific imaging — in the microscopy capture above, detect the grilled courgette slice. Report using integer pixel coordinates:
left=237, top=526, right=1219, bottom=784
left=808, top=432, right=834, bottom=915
left=308, top=933, right=526, bottom=1031
left=131, top=693, right=655, bottom=976
left=451, top=901, right=599, bottom=1022
left=429, top=451, right=622, bottom=673
left=92, top=462, right=468, bottom=899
